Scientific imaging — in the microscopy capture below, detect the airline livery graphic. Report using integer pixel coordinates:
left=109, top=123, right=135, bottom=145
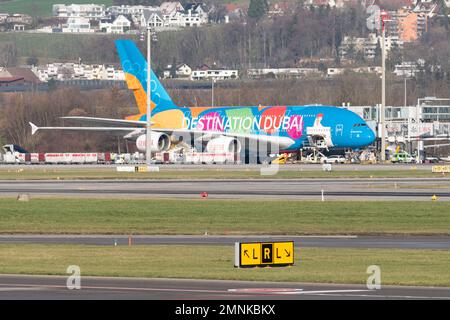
left=30, top=39, right=376, bottom=155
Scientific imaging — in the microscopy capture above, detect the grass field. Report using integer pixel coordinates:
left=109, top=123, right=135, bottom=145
left=0, top=244, right=449, bottom=286
left=0, top=167, right=443, bottom=180
left=0, top=32, right=129, bottom=64
left=0, top=0, right=113, bottom=17
left=0, top=198, right=449, bottom=235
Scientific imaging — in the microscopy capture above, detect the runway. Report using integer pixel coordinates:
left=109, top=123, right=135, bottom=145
left=1, top=178, right=449, bottom=200
left=1, top=235, right=450, bottom=250
left=0, top=275, right=448, bottom=300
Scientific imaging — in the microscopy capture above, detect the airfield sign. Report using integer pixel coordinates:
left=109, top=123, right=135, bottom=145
left=235, top=241, right=295, bottom=268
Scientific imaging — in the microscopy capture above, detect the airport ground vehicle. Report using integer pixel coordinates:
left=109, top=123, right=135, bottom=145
left=324, top=155, right=346, bottom=164
left=425, top=157, right=440, bottom=163
left=391, top=152, right=416, bottom=164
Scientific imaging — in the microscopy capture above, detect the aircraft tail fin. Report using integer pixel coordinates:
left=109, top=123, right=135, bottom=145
left=115, top=39, right=177, bottom=118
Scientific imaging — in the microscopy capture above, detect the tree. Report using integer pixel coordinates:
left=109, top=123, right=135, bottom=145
left=247, top=0, right=269, bottom=21
left=170, top=57, right=177, bottom=79
left=26, top=56, right=39, bottom=66
left=0, top=42, right=17, bottom=67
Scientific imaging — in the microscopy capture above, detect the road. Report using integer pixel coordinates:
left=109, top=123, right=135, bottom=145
left=0, top=178, right=449, bottom=200
left=1, top=235, right=450, bottom=250
left=0, top=275, right=448, bottom=300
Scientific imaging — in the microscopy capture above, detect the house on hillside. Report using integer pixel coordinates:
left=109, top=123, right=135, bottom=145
left=183, top=3, right=209, bottom=26
left=163, top=64, right=192, bottom=79
left=99, top=15, right=131, bottom=34
left=141, top=9, right=165, bottom=28
left=0, top=13, right=33, bottom=32
left=53, top=4, right=106, bottom=20
left=62, top=17, right=94, bottom=33
left=160, top=1, right=184, bottom=15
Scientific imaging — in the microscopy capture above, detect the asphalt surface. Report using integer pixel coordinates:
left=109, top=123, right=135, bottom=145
left=1, top=235, right=450, bottom=250
left=1, top=178, right=449, bottom=200
left=0, top=275, right=449, bottom=300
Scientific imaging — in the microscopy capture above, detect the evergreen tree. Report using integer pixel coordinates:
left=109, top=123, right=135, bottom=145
left=170, top=57, right=177, bottom=79
left=247, top=0, right=269, bottom=21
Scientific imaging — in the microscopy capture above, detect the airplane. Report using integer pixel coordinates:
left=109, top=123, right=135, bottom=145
left=30, top=39, right=376, bottom=158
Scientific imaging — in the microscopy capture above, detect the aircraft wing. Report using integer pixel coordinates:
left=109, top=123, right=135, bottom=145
left=29, top=123, right=295, bottom=149
left=61, top=116, right=146, bottom=127
left=156, top=128, right=296, bottom=149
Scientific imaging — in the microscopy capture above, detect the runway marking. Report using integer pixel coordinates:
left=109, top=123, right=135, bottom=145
left=307, top=293, right=450, bottom=300
left=0, top=283, right=244, bottom=295
left=0, top=287, right=46, bottom=292
left=228, top=288, right=304, bottom=294
left=228, top=288, right=370, bottom=295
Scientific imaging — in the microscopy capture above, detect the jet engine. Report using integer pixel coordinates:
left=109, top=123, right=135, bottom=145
left=136, top=133, right=171, bottom=152
left=206, top=137, right=241, bottom=154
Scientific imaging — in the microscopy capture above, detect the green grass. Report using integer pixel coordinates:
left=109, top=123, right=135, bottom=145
left=0, top=0, right=113, bottom=17
left=0, top=244, right=449, bottom=286
left=0, top=198, right=449, bottom=235
left=0, top=33, right=131, bottom=63
left=0, top=167, right=443, bottom=180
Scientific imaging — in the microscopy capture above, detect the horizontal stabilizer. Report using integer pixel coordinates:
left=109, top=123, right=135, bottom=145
left=61, top=116, right=147, bottom=127
left=29, top=122, right=144, bottom=137
left=29, top=122, right=38, bottom=135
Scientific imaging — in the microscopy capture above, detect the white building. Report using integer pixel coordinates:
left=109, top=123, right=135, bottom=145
left=339, top=33, right=403, bottom=61
left=182, top=3, right=208, bottom=27
left=53, top=4, right=106, bottom=20
left=393, top=60, right=425, bottom=78
left=140, top=2, right=208, bottom=29
left=141, top=9, right=165, bottom=28
left=163, top=64, right=192, bottom=79
left=327, top=66, right=382, bottom=77
left=62, top=17, right=94, bottom=33
left=107, top=5, right=156, bottom=26
left=247, top=68, right=321, bottom=79
left=191, top=69, right=239, bottom=81
left=99, top=15, right=131, bottom=34
left=32, top=63, right=124, bottom=82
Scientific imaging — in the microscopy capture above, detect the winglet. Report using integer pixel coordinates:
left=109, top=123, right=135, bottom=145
left=30, top=122, right=39, bottom=135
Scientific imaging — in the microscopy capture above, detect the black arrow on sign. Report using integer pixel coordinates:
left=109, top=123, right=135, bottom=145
left=285, top=249, right=291, bottom=257
left=244, top=250, right=249, bottom=258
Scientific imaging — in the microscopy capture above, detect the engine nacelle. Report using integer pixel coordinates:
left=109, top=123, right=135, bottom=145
left=206, top=137, right=241, bottom=154
left=136, top=133, right=171, bottom=152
